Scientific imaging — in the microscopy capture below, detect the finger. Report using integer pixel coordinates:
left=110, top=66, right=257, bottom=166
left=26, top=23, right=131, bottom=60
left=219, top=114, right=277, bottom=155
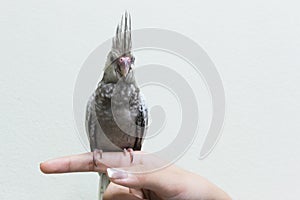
left=107, top=165, right=184, bottom=197
left=129, top=188, right=144, bottom=199
left=40, top=151, right=146, bottom=174
left=40, top=152, right=95, bottom=174
left=106, top=165, right=165, bottom=189
left=104, top=182, right=143, bottom=200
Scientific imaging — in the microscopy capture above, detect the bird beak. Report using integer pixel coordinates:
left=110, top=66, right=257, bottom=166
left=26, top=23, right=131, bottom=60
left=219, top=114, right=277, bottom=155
left=120, top=62, right=130, bottom=77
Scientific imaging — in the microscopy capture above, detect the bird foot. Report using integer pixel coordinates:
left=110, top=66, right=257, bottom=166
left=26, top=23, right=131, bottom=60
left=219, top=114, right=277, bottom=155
left=123, top=148, right=134, bottom=164
left=93, top=149, right=103, bottom=167
left=93, top=148, right=134, bottom=167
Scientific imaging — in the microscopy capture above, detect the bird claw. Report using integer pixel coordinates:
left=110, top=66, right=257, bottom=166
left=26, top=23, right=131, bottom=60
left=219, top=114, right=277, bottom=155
left=93, top=149, right=103, bottom=167
left=123, top=148, right=134, bottom=164
left=93, top=148, right=134, bottom=167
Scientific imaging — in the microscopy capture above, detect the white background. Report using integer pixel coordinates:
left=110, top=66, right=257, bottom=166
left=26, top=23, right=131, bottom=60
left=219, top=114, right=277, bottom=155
left=1, top=0, right=300, bottom=199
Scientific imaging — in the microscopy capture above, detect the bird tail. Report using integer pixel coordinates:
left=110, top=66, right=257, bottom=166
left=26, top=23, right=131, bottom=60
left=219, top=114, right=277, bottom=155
left=98, top=173, right=110, bottom=200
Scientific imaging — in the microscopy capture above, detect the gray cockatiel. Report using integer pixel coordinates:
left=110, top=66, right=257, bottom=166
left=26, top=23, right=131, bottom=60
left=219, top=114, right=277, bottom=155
left=85, top=12, right=148, bottom=200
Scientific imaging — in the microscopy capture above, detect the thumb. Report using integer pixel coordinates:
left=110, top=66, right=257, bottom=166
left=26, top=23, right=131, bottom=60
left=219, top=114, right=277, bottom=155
left=107, top=165, right=152, bottom=189
left=106, top=152, right=170, bottom=190
left=106, top=164, right=182, bottom=195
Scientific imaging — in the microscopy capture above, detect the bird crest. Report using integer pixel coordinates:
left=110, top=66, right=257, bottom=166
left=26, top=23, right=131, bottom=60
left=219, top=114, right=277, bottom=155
left=108, top=11, right=132, bottom=65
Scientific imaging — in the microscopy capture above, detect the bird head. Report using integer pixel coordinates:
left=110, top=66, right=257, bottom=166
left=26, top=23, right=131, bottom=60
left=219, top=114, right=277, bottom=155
left=117, top=54, right=135, bottom=77
left=102, top=12, right=136, bottom=83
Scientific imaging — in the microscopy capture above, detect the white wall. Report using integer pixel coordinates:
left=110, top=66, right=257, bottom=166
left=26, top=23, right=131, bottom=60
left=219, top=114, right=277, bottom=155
left=1, top=0, right=300, bottom=199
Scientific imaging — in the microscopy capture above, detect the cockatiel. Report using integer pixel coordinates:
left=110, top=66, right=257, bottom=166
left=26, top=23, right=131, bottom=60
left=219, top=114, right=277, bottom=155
left=85, top=12, right=148, bottom=200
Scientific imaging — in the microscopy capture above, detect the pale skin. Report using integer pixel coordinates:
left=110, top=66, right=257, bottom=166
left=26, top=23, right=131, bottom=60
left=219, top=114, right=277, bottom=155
left=40, top=151, right=231, bottom=200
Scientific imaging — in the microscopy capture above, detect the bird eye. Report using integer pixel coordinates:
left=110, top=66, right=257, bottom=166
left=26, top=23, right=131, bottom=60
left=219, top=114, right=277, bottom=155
left=119, top=58, right=123, bottom=62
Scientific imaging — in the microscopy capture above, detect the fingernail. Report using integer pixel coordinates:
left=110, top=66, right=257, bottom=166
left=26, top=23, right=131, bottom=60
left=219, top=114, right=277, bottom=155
left=107, top=168, right=128, bottom=179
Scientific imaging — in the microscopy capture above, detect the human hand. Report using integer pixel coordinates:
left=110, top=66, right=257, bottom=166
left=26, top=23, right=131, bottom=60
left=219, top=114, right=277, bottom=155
left=40, top=151, right=231, bottom=200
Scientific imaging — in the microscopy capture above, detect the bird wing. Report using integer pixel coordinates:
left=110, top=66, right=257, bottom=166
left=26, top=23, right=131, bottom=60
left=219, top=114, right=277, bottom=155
left=85, top=92, right=99, bottom=151
left=131, top=91, right=148, bottom=150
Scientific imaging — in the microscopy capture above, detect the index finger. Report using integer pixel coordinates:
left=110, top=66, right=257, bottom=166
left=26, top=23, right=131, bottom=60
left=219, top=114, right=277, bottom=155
left=40, top=152, right=95, bottom=174
left=40, top=151, right=141, bottom=174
